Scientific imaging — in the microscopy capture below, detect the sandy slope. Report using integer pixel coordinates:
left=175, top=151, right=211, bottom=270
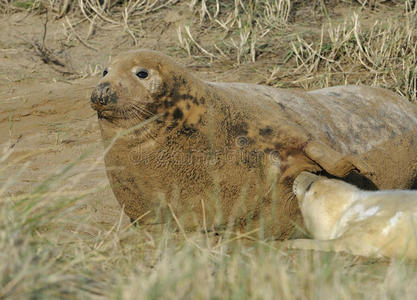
left=0, top=15, right=127, bottom=230
left=0, top=7, right=256, bottom=232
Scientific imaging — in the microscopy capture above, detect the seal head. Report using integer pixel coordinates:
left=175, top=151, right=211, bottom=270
left=90, top=50, right=203, bottom=125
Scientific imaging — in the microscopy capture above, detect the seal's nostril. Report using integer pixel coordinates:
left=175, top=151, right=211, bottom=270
left=103, top=86, right=111, bottom=96
left=90, top=89, right=100, bottom=104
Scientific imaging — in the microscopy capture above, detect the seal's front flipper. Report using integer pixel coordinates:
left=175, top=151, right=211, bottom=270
left=281, top=238, right=383, bottom=258
left=281, top=238, right=351, bottom=255
left=303, top=141, right=374, bottom=178
left=282, top=239, right=334, bottom=252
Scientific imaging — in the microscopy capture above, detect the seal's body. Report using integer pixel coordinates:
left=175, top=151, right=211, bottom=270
left=90, top=50, right=417, bottom=238
left=290, top=172, right=417, bottom=259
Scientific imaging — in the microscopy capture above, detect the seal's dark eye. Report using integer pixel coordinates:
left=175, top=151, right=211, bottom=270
left=103, top=69, right=108, bottom=77
left=136, top=70, right=148, bottom=79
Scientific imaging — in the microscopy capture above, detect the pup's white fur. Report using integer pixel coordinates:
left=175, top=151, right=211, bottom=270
left=287, top=172, right=417, bottom=259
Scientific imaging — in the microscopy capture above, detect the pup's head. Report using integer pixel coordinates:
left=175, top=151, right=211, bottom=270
left=293, top=171, right=320, bottom=201
left=293, top=171, right=359, bottom=205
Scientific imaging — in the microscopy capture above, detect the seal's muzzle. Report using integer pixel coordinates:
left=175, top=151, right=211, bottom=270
left=90, top=82, right=118, bottom=107
left=293, top=172, right=320, bottom=199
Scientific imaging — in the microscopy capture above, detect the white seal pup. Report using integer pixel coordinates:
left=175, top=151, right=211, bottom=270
left=287, top=171, right=417, bottom=259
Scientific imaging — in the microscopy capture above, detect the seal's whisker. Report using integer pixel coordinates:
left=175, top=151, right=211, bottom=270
left=128, top=108, right=145, bottom=120
left=131, top=103, right=155, bottom=118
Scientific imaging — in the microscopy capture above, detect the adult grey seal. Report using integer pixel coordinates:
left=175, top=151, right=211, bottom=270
left=90, top=49, right=417, bottom=239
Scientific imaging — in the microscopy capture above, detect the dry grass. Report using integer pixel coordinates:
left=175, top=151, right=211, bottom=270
left=179, top=0, right=292, bottom=64
left=1, top=0, right=179, bottom=47
left=176, top=0, right=417, bottom=101
left=2, top=1, right=417, bottom=299
left=2, top=149, right=417, bottom=299
left=2, top=1, right=416, bottom=101
left=285, top=11, right=417, bottom=101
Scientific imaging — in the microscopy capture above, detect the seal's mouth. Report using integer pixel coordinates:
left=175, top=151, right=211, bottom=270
left=95, top=108, right=130, bottom=121
left=93, top=105, right=150, bottom=121
left=97, top=110, right=114, bottom=119
left=90, top=102, right=116, bottom=118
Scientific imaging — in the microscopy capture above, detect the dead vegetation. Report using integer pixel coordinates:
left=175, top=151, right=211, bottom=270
left=286, top=12, right=417, bottom=101
left=2, top=148, right=417, bottom=299
left=179, top=0, right=417, bottom=101
left=2, top=0, right=416, bottom=100
left=2, top=0, right=417, bottom=299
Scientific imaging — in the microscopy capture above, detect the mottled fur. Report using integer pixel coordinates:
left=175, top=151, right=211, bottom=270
left=90, top=50, right=417, bottom=239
